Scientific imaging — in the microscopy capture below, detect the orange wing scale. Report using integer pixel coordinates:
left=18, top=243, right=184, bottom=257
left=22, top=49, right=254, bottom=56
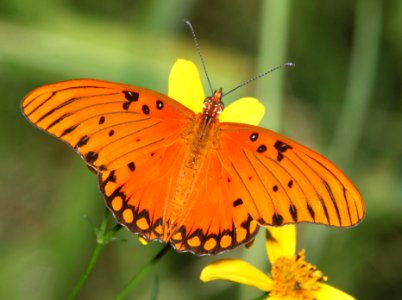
left=219, top=122, right=364, bottom=228
left=22, top=79, right=193, bottom=171
left=22, top=79, right=365, bottom=256
left=168, top=149, right=260, bottom=254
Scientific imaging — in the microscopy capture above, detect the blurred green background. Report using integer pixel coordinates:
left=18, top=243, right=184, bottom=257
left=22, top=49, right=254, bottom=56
left=1, top=0, right=401, bottom=299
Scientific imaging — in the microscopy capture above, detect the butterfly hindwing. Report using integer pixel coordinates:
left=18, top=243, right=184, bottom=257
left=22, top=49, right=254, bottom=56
left=219, top=122, right=365, bottom=228
left=99, top=139, right=187, bottom=242
left=169, top=149, right=260, bottom=255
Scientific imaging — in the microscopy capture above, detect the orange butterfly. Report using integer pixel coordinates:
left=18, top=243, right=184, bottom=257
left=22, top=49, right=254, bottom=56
left=21, top=60, right=365, bottom=255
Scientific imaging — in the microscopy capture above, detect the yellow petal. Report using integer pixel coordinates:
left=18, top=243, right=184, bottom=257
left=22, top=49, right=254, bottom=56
left=220, top=97, right=265, bottom=125
left=137, top=236, right=149, bottom=245
left=200, top=259, right=273, bottom=292
left=314, top=283, right=356, bottom=300
left=265, top=225, right=296, bottom=263
left=168, top=59, right=205, bottom=113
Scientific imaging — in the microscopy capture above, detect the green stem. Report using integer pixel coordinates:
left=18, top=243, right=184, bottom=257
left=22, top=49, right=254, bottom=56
left=256, top=0, right=292, bottom=132
left=66, top=240, right=105, bottom=300
left=329, top=0, right=382, bottom=169
left=116, top=244, right=170, bottom=300
left=67, top=209, right=121, bottom=300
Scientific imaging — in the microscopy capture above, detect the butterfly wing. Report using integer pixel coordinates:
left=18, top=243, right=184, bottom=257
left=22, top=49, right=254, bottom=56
left=22, top=79, right=196, bottom=171
left=22, top=79, right=196, bottom=242
left=218, top=122, right=365, bottom=228
left=168, top=147, right=260, bottom=255
left=98, top=139, right=188, bottom=243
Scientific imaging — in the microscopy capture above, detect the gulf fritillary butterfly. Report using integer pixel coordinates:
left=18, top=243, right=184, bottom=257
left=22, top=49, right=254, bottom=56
left=22, top=66, right=365, bottom=255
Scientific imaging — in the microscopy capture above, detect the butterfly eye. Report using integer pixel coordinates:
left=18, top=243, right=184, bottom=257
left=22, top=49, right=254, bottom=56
left=203, top=97, right=212, bottom=104
left=202, top=97, right=212, bottom=111
left=219, top=102, right=224, bottom=111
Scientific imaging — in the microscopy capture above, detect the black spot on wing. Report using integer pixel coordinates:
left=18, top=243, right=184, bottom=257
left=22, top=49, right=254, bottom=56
left=320, top=195, right=331, bottom=223
left=250, top=133, right=259, bottom=142
left=257, top=145, right=267, bottom=153
left=60, top=124, right=79, bottom=137
left=307, top=203, right=315, bottom=220
left=323, top=179, right=342, bottom=225
left=274, top=141, right=292, bottom=152
left=46, top=113, right=71, bottom=130
left=123, top=91, right=139, bottom=102
left=142, top=105, right=150, bottom=115
left=128, top=162, right=135, bottom=172
left=156, top=100, right=164, bottom=110
left=75, top=135, right=89, bottom=148
left=233, top=198, right=243, bottom=207
left=85, top=151, right=98, bottom=164
left=289, top=204, right=298, bottom=221
left=274, top=140, right=292, bottom=162
left=272, top=213, right=284, bottom=225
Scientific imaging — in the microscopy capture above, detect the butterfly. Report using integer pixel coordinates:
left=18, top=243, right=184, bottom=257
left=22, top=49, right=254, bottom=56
left=21, top=63, right=365, bottom=256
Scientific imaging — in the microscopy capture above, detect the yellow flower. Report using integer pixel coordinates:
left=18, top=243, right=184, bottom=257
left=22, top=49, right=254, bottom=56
left=200, top=225, right=355, bottom=300
left=168, top=59, right=265, bottom=125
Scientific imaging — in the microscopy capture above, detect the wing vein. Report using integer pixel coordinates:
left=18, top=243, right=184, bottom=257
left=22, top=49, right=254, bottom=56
left=293, top=152, right=342, bottom=226
left=25, top=92, right=56, bottom=116
left=96, top=120, right=159, bottom=151
left=242, top=150, right=276, bottom=213
left=47, top=110, right=139, bottom=131
left=253, top=153, right=294, bottom=206
left=265, top=155, right=310, bottom=207
left=229, top=161, right=261, bottom=220
left=24, top=84, right=115, bottom=110
left=301, top=151, right=353, bottom=224
left=106, top=137, right=166, bottom=167
left=34, top=92, right=120, bottom=122
left=284, top=154, right=330, bottom=223
left=343, top=187, right=353, bottom=223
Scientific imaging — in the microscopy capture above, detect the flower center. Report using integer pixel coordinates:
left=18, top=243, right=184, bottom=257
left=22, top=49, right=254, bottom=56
left=269, top=250, right=327, bottom=300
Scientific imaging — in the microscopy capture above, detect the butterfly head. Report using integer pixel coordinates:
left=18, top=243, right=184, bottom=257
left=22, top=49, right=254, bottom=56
left=202, top=88, right=224, bottom=118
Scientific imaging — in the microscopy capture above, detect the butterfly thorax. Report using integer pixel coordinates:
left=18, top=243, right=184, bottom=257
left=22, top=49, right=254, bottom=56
left=202, top=88, right=224, bottom=119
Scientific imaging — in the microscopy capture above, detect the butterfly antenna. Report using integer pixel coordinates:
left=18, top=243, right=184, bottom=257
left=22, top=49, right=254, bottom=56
left=184, top=19, right=214, bottom=95
left=222, top=62, right=295, bottom=98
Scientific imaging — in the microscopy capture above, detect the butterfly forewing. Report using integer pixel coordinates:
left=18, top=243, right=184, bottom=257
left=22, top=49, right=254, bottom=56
left=219, top=122, right=365, bottom=228
left=22, top=79, right=194, bottom=171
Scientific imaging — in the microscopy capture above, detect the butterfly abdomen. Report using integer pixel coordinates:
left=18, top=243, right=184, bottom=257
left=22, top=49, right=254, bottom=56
left=163, top=114, right=221, bottom=240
